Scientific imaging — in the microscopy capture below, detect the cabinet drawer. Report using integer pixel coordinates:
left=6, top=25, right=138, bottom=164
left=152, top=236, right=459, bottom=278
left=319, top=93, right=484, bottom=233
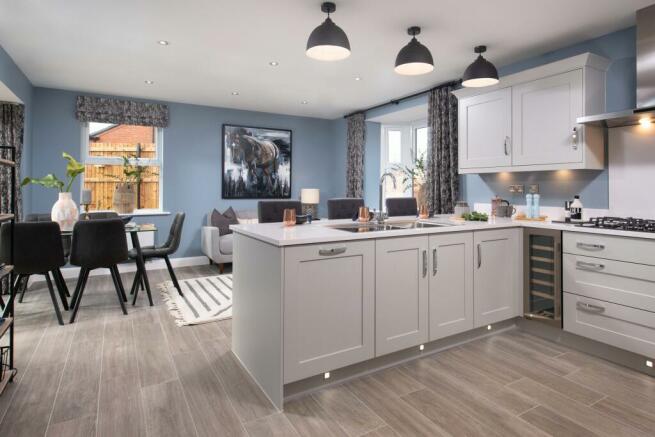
left=564, top=292, right=655, bottom=357
left=563, top=232, right=655, bottom=265
left=564, top=254, right=655, bottom=312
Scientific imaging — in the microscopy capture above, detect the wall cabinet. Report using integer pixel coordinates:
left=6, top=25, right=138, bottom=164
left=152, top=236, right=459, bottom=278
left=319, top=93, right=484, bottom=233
left=454, top=53, right=609, bottom=174
left=284, top=240, right=375, bottom=383
left=428, top=232, right=474, bottom=340
left=474, top=229, right=521, bottom=327
left=458, top=88, right=512, bottom=170
left=376, top=236, right=429, bottom=355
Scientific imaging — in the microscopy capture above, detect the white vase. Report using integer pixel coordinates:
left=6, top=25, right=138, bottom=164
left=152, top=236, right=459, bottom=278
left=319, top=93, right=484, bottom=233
left=51, top=192, right=79, bottom=231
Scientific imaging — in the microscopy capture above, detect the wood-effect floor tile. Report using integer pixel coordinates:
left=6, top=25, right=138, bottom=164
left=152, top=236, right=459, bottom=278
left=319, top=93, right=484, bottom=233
left=244, top=413, right=299, bottom=437
left=284, top=395, right=348, bottom=437
left=311, top=384, right=384, bottom=436
left=142, top=379, right=198, bottom=437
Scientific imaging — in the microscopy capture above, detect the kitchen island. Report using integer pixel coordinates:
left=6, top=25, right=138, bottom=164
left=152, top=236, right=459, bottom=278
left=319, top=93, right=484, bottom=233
left=230, top=216, right=655, bottom=409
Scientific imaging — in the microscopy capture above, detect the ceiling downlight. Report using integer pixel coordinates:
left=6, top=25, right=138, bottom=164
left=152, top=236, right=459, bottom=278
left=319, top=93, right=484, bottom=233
left=306, top=2, right=351, bottom=61
left=394, top=26, right=434, bottom=76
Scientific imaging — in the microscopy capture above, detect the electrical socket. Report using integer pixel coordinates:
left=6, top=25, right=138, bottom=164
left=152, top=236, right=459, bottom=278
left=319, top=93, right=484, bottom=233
left=508, top=185, right=524, bottom=194
left=528, top=184, right=540, bottom=194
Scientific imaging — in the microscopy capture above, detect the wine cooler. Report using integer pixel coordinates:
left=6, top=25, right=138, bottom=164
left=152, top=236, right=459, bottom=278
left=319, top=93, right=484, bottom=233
left=523, top=228, right=562, bottom=327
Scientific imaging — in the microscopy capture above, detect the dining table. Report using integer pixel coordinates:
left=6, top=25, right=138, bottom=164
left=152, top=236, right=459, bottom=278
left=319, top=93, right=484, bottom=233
left=61, top=222, right=157, bottom=306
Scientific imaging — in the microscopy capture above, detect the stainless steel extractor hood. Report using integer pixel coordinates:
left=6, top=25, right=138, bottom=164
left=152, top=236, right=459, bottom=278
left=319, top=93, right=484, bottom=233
left=577, top=4, right=655, bottom=128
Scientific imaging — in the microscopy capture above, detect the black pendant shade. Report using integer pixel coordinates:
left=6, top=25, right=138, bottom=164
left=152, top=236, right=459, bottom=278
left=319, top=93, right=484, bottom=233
left=306, top=2, right=351, bottom=61
left=462, top=46, right=499, bottom=88
left=394, top=26, right=434, bottom=76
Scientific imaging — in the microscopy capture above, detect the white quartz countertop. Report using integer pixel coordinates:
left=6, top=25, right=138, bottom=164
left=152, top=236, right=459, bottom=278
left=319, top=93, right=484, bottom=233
left=230, top=216, right=655, bottom=247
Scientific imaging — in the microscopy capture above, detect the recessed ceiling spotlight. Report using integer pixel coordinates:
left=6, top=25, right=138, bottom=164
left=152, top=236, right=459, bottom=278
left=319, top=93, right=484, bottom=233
left=269, top=61, right=279, bottom=67
left=301, top=100, right=309, bottom=105
left=157, top=40, right=170, bottom=46
left=144, top=80, right=154, bottom=85
left=231, top=91, right=239, bottom=96
left=354, top=76, right=362, bottom=81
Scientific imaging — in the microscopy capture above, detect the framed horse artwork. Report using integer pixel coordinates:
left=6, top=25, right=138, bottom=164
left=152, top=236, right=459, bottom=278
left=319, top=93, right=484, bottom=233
left=222, top=124, right=292, bottom=199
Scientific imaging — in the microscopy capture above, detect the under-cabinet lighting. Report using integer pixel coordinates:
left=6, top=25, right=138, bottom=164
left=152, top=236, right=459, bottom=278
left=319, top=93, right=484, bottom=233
left=487, top=325, right=492, bottom=331
left=419, top=344, right=425, bottom=351
left=639, top=117, right=652, bottom=128
left=324, top=372, right=331, bottom=379
left=647, top=360, right=653, bottom=368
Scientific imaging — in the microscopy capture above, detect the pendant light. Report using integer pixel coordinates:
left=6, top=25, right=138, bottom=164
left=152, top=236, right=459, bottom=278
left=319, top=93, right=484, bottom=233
left=394, top=26, right=434, bottom=76
left=462, top=45, right=499, bottom=88
left=306, top=2, right=351, bottom=61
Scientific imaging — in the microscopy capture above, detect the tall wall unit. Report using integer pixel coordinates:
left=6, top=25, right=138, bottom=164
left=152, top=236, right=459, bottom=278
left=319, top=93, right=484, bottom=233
left=0, top=144, right=17, bottom=397
left=454, top=53, right=610, bottom=174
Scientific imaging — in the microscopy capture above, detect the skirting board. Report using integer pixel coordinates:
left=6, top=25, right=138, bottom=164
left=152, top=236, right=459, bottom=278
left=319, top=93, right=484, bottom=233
left=31, top=256, right=211, bottom=282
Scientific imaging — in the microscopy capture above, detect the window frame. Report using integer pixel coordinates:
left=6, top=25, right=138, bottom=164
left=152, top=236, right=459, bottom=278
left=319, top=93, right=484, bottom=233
left=80, top=122, right=165, bottom=212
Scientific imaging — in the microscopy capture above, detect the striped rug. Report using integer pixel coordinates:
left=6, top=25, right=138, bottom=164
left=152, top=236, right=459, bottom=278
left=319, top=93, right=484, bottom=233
left=158, top=274, right=233, bottom=326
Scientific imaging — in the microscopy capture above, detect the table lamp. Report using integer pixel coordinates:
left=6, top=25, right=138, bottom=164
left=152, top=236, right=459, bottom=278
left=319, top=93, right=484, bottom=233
left=300, top=188, right=320, bottom=219
left=80, top=189, right=92, bottom=219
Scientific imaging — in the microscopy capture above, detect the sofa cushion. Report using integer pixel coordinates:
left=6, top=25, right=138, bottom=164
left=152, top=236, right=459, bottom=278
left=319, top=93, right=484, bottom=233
left=211, top=207, right=239, bottom=236
left=219, top=233, right=233, bottom=255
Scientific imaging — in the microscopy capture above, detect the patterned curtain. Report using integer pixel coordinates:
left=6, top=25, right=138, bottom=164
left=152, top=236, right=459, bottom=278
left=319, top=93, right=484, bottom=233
left=346, top=113, right=366, bottom=198
left=75, top=96, right=169, bottom=127
left=0, top=103, right=24, bottom=221
left=425, top=85, right=458, bottom=214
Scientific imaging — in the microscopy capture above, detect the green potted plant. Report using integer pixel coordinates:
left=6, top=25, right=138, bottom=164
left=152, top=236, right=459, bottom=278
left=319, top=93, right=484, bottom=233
left=391, top=152, right=428, bottom=206
left=21, top=152, right=85, bottom=231
left=108, top=155, right=158, bottom=213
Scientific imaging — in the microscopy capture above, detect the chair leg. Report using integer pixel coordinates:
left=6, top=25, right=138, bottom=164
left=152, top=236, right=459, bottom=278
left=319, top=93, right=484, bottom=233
left=44, top=272, right=64, bottom=325
left=18, top=274, right=29, bottom=303
left=140, top=276, right=145, bottom=291
left=110, top=266, right=127, bottom=302
left=109, top=266, right=128, bottom=316
left=219, top=263, right=224, bottom=274
left=55, top=268, right=70, bottom=297
left=69, top=268, right=89, bottom=323
left=130, top=269, right=140, bottom=296
left=51, top=270, right=69, bottom=311
left=164, top=256, right=183, bottom=296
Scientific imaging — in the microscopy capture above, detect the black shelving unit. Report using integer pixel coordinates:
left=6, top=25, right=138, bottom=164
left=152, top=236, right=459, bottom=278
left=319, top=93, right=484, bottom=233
left=0, top=144, right=17, bottom=396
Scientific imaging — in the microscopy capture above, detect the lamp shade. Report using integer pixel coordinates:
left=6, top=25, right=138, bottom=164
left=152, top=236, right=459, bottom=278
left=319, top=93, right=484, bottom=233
left=461, top=46, right=499, bottom=88
left=301, top=188, right=320, bottom=204
left=306, top=3, right=351, bottom=61
left=394, top=27, right=434, bottom=76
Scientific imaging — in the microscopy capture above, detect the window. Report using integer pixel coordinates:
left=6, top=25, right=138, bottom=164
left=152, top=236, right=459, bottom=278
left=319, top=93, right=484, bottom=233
left=380, top=122, right=428, bottom=209
left=81, top=122, right=163, bottom=211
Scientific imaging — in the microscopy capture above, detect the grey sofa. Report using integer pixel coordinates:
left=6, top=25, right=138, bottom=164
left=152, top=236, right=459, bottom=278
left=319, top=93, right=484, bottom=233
left=201, top=209, right=257, bottom=273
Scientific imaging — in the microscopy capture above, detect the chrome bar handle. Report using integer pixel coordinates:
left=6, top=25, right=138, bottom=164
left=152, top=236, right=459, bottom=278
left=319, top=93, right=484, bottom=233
left=504, top=136, right=510, bottom=156
left=576, top=301, right=605, bottom=314
left=576, top=261, right=605, bottom=271
left=576, top=242, right=605, bottom=251
left=318, top=247, right=347, bottom=256
left=571, top=127, right=579, bottom=150
left=477, top=244, right=482, bottom=269
left=432, top=248, right=437, bottom=276
left=422, top=250, right=427, bottom=277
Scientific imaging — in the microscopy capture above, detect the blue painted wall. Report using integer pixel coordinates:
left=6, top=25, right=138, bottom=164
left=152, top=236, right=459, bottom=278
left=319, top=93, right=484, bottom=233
left=30, top=88, right=340, bottom=257
left=0, top=45, right=34, bottom=216
left=356, top=27, right=636, bottom=209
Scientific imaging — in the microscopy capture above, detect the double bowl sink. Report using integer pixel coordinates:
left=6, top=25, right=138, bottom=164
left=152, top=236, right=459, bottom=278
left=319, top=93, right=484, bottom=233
left=330, top=220, right=456, bottom=233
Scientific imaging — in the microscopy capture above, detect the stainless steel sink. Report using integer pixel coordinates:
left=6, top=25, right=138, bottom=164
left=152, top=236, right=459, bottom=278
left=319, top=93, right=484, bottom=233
left=329, top=223, right=402, bottom=233
left=330, top=220, right=456, bottom=233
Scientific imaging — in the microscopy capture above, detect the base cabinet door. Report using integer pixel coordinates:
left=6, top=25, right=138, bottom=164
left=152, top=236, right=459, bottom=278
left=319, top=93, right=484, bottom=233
left=474, top=229, right=520, bottom=327
left=376, top=236, right=429, bottom=356
left=429, top=232, right=474, bottom=340
left=284, top=241, right=375, bottom=383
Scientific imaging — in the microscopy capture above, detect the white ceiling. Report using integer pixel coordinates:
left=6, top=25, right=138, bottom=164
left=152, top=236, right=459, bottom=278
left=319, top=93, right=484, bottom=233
left=0, top=0, right=652, bottom=119
left=368, top=104, right=428, bottom=124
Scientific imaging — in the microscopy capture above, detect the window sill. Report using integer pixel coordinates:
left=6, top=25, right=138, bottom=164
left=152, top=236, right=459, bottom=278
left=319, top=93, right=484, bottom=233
left=123, top=210, right=171, bottom=217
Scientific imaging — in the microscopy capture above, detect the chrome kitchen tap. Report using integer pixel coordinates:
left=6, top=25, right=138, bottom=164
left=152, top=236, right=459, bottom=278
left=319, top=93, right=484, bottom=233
left=377, top=171, right=397, bottom=223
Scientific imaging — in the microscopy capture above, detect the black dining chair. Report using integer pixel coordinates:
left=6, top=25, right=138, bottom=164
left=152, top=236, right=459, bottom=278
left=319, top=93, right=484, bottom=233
left=68, top=219, right=128, bottom=323
left=386, top=197, right=418, bottom=217
left=327, top=198, right=365, bottom=219
left=0, top=222, right=68, bottom=325
left=258, top=200, right=302, bottom=223
left=24, top=213, right=70, bottom=298
left=129, top=212, right=185, bottom=304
